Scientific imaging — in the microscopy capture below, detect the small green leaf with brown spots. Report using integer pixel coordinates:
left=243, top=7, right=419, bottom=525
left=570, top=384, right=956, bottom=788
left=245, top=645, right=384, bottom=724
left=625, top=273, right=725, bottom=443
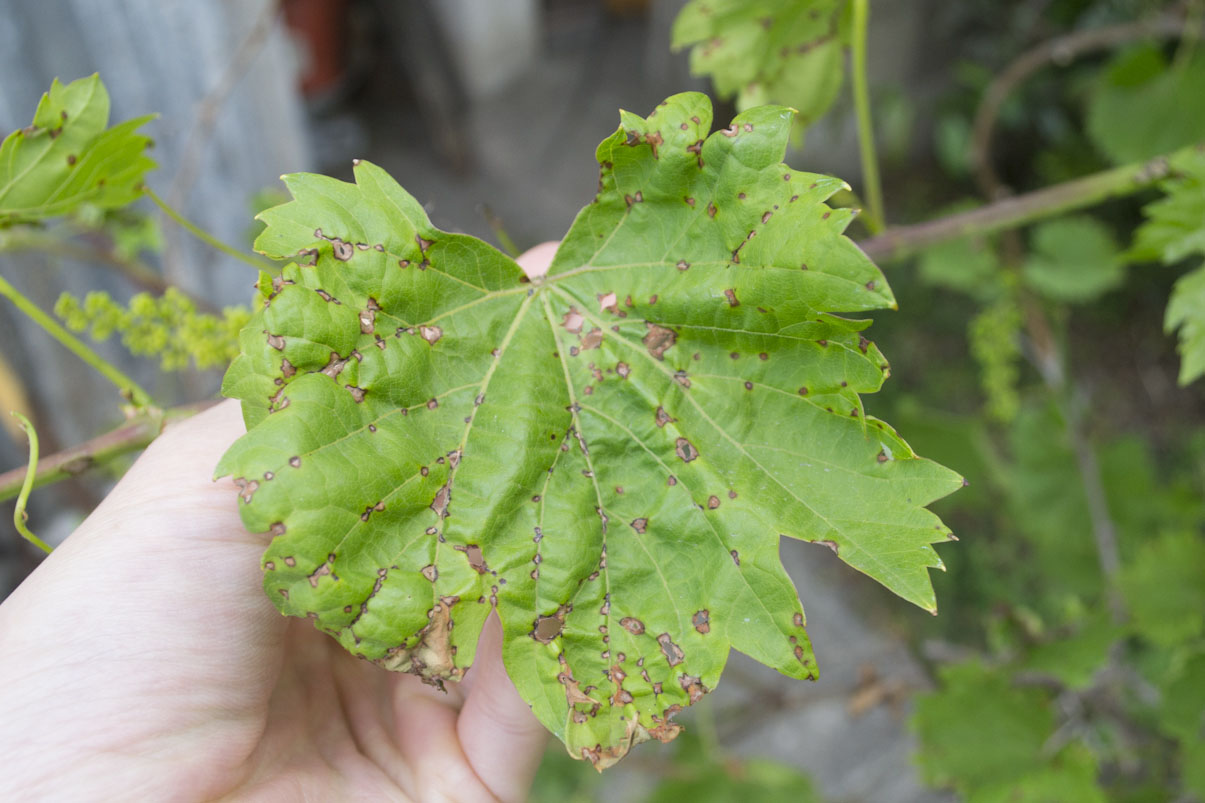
left=0, top=75, right=155, bottom=225
left=671, top=0, right=850, bottom=142
left=216, top=92, right=962, bottom=769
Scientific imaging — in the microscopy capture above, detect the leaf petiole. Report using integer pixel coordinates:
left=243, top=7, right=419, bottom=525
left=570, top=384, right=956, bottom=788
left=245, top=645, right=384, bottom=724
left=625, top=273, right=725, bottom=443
left=144, top=185, right=275, bottom=272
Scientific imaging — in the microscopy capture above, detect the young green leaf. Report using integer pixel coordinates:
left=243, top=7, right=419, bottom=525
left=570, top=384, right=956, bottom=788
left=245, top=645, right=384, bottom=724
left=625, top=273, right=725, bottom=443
left=1131, top=148, right=1205, bottom=384
left=0, top=75, right=155, bottom=225
left=1021, top=216, right=1124, bottom=304
left=1165, top=265, right=1205, bottom=385
left=1086, top=46, right=1205, bottom=166
left=913, top=662, right=1105, bottom=803
left=671, top=1, right=848, bottom=142
left=1131, top=148, right=1205, bottom=265
left=216, top=92, right=962, bottom=767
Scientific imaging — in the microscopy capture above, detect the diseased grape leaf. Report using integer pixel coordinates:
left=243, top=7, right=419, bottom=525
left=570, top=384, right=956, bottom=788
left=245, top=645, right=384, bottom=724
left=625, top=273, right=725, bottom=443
left=0, top=75, right=155, bottom=225
left=671, top=1, right=849, bottom=143
left=216, top=92, right=962, bottom=767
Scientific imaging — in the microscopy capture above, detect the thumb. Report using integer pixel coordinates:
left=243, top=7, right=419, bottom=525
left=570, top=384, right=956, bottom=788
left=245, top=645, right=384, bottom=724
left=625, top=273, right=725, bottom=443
left=457, top=613, right=548, bottom=803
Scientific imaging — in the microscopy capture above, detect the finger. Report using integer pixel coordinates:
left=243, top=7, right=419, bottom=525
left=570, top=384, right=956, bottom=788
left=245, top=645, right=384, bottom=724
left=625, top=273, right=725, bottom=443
left=457, top=613, right=548, bottom=803
left=516, top=241, right=559, bottom=280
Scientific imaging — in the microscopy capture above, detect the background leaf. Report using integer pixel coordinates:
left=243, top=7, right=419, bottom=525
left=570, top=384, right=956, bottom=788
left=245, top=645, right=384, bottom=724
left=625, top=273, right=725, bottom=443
left=1021, top=216, right=1124, bottom=304
left=0, top=74, right=155, bottom=225
left=1086, top=45, right=1205, bottom=166
left=216, top=92, right=962, bottom=766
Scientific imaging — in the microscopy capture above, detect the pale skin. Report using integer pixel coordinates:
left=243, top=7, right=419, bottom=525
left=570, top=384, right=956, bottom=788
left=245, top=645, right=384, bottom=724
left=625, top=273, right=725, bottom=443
left=0, top=244, right=563, bottom=802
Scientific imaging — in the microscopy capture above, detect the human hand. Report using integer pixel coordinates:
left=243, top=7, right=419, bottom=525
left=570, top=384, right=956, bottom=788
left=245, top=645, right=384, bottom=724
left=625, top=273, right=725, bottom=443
left=0, top=245, right=562, bottom=802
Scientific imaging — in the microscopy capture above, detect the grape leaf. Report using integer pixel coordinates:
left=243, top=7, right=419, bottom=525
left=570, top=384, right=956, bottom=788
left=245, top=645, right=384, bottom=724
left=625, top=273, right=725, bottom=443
left=1121, top=531, right=1205, bottom=648
left=216, top=92, right=962, bottom=767
left=1021, top=216, right=1124, bottom=305
left=1165, top=265, right=1205, bottom=386
left=671, top=1, right=849, bottom=143
left=0, top=75, right=155, bottom=225
left=913, top=662, right=1105, bottom=803
left=1086, top=45, right=1205, bottom=166
left=1131, top=148, right=1205, bottom=265
left=1131, top=147, right=1205, bottom=384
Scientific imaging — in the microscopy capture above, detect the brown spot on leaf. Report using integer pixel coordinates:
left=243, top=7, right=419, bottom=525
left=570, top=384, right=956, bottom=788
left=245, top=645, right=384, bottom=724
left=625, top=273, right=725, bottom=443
left=644, top=131, right=663, bottom=158
left=581, top=328, right=604, bottom=350
left=707, top=201, right=718, bottom=218
left=655, top=406, right=676, bottom=427
left=421, top=564, right=438, bottom=582
left=658, top=633, right=685, bottom=666
left=419, top=325, right=443, bottom=344
left=234, top=477, right=259, bottom=503
left=346, top=385, right=366, bottom=403
left=730, top=549, right=740, bottom=565
left=426, top=398, right=439, bottom=410
left=707, top=495, right=720, bottom=509
left=269, top=521, right=286, bottom=537
left=266, top=333, right=285, bottom=351
left=724, top=288, right=739, bottom=307
left=455, top=544, right=489, bottom=573
left=307, top=562, right=333, bottom=587
left=817, top=540, right=839, bottom=555
left=598, top=292, right=618, bottom=313
left=289, top=456, right=301, bottom=468
left=320, top=352, right=348, bottom=380
left=624, top=191, right=644, bottom=207
left=332, top=240, right=354, bottom=261
left=562, top=307, right=584, bottom=334
left=679, top=673, right=707, bottom=703
left=675, top=437, right=699, bottom=463
left=616, top=361, right=631, bottom=379
left=532, top=614, right=564, bottom=643
left=630, top=517, right=648, bottom=534
left=692, top=609, right=710, bottom=634
left=643, top=323, right=676, bottom=359
left=430, top=483, right=451, bottom=518
left=620, top=617, right=645, bottom=635
left=673, top=370, right=691, bottom=388
left=793, top=612, right=805, bottom=627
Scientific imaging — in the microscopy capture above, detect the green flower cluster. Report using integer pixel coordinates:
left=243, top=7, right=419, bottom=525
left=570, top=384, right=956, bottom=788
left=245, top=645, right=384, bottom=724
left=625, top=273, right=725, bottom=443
left=55, top=288, right=249, bottom=371
left=968, top=294, right=1022, bottom=423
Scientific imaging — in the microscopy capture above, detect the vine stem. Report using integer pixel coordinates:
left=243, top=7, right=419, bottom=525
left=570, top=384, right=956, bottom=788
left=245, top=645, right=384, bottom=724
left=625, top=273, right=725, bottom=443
left=850, top=0, right=885, bottom=234
left=971, top=12, right=1194, bottom=198
left=0, top=226, right=221, bottom=315
left=0, top=273, right=154, bottom=409
left=10, top=412, right=53, bottom=554
left=858, top=144, right=1198, bottom=262
left=0, top=401, right=214, bottom=502
left=145, top=186, right=274, bottom=272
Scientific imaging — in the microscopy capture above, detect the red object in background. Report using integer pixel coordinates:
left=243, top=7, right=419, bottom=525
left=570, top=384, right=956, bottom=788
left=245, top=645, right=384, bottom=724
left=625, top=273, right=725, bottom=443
left=282, top=0, right=351, bottom=98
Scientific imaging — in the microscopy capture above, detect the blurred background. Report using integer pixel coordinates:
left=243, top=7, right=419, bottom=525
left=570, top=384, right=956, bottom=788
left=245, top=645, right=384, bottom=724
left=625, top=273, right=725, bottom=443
left=1, top=1, right=1203, bottom=800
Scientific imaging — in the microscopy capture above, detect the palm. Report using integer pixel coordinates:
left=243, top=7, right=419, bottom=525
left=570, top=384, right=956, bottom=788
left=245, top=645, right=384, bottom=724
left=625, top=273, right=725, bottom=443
left=0, top=400, right=544, bottom=802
